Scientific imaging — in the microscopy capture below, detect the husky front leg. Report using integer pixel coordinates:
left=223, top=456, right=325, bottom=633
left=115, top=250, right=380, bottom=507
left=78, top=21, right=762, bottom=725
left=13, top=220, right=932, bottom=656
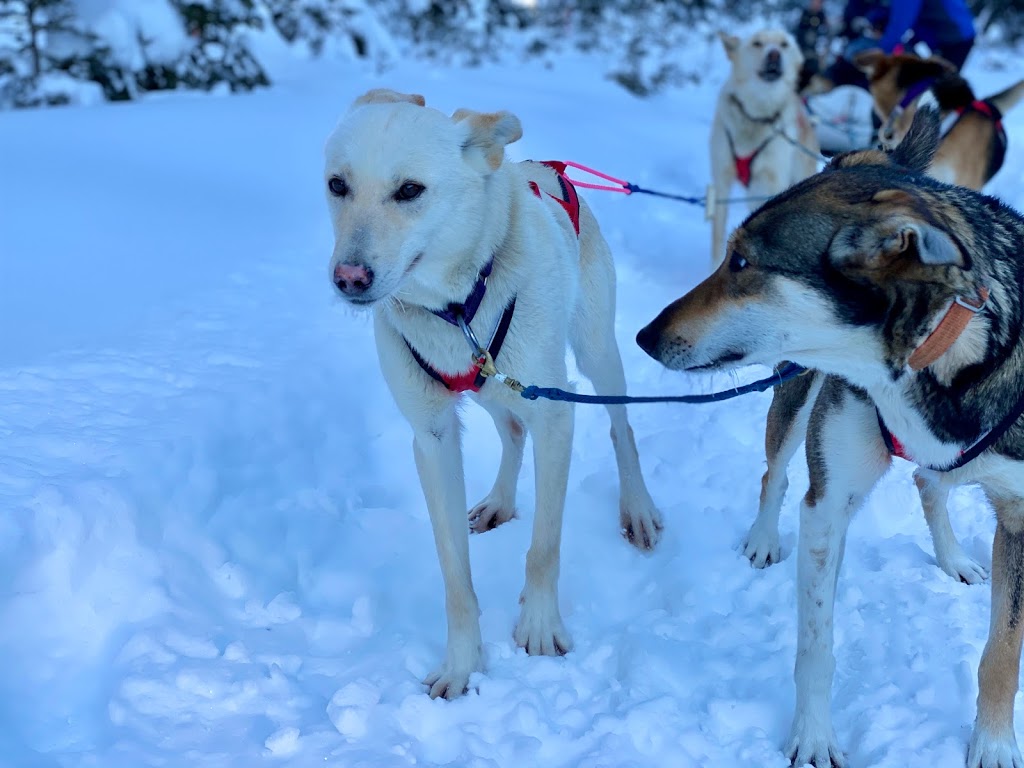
left=413, top=413, right=483, bottom=699
left=968, top=497, right=1024, bottom=768
left=747, top=371, right=821, bottom=567
left=914, top=470, right=988, bottom=585
left=374, top=317, right=483, bottom=698
left=787, top=381, right=889, bottom=768
left=514, top=398, right=574, bottom=656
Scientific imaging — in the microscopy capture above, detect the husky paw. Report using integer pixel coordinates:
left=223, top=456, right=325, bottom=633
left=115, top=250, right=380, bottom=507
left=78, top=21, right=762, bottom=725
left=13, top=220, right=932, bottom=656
left=514, top=591, right=573, bottom=656
left=786, top=716, right=846, bottom=768
left=936, top=547, right=988, bottom=585
left=620, top=498, right=664, bottom=551
left=744, top=519, right=782, bottom=568
left=968, top=728, right=1024, bottom=768
left=423, top=648, right=482, bottom=700
left=468, top=496, right=516, bottom=533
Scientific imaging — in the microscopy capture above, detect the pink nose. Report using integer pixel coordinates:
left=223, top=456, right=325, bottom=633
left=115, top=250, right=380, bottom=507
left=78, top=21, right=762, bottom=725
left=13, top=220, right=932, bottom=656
left=333, top=263, right=374, bottom=296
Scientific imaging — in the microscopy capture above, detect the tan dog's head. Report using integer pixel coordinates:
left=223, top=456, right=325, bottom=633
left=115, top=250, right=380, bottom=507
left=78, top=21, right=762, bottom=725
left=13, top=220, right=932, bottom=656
left=324, top=88, right=522, bottom=307
left=854, top=50, right=959, bottom=146
left=637, top=107, right=981, bottom=380
left=720, top=29, right=804, bottom=90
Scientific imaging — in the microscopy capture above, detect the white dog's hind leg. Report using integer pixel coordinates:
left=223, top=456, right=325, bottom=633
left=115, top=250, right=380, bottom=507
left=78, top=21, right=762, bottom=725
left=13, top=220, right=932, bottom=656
left=787, top=383, right=888, bottom=768
left=570, top=253, right=663, bottom=550
left=515, top=399, right=574, bottom=656
left=412, top=413, right=483, bottom=699
left=469, top=401, right=525, bottom=533
left=574, top=334, right=663, bottom=550
left=914, top=469, right=988, bottom=585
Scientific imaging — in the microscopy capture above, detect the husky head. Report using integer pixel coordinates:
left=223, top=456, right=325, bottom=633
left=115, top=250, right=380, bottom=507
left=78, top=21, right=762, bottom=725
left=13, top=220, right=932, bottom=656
left=853, top=51, right=961, bottom=147
left=721, top=29, right=804, bottom=90
left=637, top=108, right=982, bottom=383
left=324, top=88, right=522, bottom=308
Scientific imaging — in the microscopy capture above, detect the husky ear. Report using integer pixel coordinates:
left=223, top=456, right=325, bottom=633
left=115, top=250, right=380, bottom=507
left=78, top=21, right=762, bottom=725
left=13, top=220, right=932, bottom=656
left=852, top=48, right=887, bottom=78
left=888, top=106, right=940, bottom=172
left=719, top=31, right=740, bottom=60
left=352, top=88, right=425, bottom=108
left=453, top=108, right=522, bottom=172
left=830, top=217, right=965, bottom=274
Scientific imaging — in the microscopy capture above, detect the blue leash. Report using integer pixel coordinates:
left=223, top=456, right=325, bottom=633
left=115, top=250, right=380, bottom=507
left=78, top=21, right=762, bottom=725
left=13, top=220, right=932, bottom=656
left=516, top=362, right=808, bottom=405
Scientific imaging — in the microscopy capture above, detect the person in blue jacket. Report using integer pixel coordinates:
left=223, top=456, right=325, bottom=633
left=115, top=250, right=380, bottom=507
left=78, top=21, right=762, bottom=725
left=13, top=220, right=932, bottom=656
left=821, top=0, right=976, bottom=90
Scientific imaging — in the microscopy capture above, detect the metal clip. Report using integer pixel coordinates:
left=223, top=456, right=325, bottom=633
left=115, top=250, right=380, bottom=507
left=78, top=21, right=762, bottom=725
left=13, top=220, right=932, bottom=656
left=455, top=312, right=524, bottom=392
left=456, top=313, right=485, bottom=357
left=955, top=290, right=988, bottom=313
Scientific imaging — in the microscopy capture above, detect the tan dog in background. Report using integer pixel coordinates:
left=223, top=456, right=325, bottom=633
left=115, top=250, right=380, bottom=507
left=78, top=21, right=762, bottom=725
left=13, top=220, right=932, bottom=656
left=855, top=50, right=1024, bottom=189
left=710, top=29, right=819, bottom=268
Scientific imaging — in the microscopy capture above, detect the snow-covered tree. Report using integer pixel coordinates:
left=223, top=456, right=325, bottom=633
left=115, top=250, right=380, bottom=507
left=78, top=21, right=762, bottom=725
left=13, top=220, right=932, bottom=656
left=170, top=0, right=268, bottom=91
left=261, top=0, right=393, bottom=61
left=0, top=0, right=115, bottom=106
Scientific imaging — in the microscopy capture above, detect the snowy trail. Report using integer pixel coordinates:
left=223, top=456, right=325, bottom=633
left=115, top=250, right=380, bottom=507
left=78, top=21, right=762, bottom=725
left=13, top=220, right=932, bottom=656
left=2, top=50, right=1024, bottom=767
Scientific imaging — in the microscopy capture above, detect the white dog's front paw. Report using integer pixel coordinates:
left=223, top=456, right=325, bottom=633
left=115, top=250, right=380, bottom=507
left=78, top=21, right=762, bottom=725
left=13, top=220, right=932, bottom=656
left=936, top=546, right=988, bottom=585
left=423, top=646, right=482, bottom=700
left=968, top=727, right=1024, bottom=768
left=786, top=713, right=846, bottom=768
left=620, top=497, right=664, bottom=551
left=744, top=519, right=782, bottom=568
left=514, top=590, right=573, bottom=656
left=468, top=495, right=516, bottom=533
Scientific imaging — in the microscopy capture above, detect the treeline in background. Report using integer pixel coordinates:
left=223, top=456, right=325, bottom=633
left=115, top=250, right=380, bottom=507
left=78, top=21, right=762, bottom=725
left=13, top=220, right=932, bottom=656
left=1, top=0, right=1022, bottom=109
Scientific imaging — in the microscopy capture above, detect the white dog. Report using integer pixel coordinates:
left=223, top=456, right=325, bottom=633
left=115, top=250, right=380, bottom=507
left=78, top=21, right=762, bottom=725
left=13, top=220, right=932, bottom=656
left=710, top=29, right=819, bottom=267
left=324, top=88, right=663, bottom=699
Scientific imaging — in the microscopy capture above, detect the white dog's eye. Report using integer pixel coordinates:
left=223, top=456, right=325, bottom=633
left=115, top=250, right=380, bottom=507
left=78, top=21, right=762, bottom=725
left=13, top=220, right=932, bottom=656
left=780, top=39, right=789, bottom=48
left=328, top=177, right=348, bottom=197
left=728, top=251, right=749, bottom=272
left=752, top=40, right=763, bottom=48
left=395, top=182, right=425, bottom=202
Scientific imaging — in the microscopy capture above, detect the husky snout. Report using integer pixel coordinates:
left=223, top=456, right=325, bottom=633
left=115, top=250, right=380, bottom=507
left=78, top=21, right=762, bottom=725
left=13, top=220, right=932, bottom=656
left=636, top=301, right=705, bottom=370
left=333, top=262, right=375, bottom=297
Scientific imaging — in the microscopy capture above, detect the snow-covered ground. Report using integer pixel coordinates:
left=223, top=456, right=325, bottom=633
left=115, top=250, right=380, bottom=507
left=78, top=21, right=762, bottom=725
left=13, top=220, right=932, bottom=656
left=2, top=43, right=1024, bottom=768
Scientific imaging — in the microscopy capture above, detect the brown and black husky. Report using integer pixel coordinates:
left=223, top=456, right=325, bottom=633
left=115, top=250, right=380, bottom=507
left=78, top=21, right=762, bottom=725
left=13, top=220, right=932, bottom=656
left=639, top=108, right=1024, bottom=768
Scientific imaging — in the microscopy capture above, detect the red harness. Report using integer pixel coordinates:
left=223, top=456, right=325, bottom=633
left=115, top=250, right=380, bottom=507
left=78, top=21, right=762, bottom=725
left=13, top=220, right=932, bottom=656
left=407, top=161, right=581, bottom=394
left=955, top=99, right=1008, bottom=176
left=726, top=130, right=774, bottom=188
left=528, top=160, right=581, bottom=234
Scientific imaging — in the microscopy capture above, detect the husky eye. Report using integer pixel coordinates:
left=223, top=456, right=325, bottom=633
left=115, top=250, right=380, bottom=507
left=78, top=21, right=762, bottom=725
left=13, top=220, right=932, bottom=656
left=395, top=182, right=425, bottom=202
left=728, top=251, right=749, bottom=272
left=752, top=40, right=764, bottom=48
left=328, top=177, right=348, bottom=197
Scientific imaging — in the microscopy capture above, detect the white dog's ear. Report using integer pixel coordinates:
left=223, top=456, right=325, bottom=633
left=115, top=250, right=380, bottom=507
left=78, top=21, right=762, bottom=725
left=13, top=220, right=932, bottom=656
left=852, top=48, right=887, bottom=78
left=829, top=216, right=965, bottom=275
left=719, top=31, right=740, bottom=59
left=452, top=108, right=523, bottom=172
left=352, top=88, right=426, bottom=108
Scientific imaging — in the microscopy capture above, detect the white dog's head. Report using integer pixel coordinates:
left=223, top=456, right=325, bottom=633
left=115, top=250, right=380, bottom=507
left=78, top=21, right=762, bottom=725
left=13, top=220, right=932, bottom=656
left=720, top=29, right=803, bottom=89
left=324, top=88, right=522, bottom=308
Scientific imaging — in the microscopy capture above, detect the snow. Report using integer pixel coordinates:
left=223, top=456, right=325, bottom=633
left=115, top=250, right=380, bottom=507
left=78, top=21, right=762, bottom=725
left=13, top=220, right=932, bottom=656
left=2, top=43, right=1024, bottom=768
left=74, top=0, right=191, bottom=67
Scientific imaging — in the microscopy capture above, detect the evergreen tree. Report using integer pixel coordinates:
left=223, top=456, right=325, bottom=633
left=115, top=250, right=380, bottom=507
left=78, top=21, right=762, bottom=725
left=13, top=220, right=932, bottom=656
left=0, top=0, right=127, bottom=107
left=261, top=0, right=386, bottom=59
left=170, top=0, right=269, bottom=91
